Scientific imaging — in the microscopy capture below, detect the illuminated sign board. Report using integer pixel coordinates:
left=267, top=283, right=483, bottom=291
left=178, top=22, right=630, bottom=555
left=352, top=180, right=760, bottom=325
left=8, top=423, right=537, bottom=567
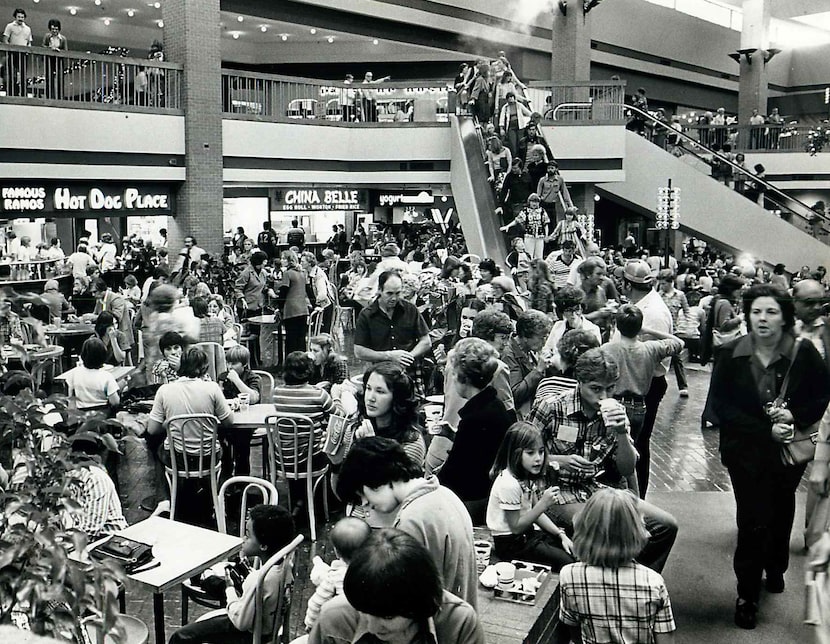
left=377, top=190, right=435, bottom=207
left=272, top=188, right=369, bottom=212
left=0, top=183, right=175, bottom=216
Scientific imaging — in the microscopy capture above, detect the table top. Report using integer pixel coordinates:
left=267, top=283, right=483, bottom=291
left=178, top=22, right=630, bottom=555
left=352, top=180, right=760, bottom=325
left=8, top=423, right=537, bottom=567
left=56, top=364, right=137, bottom=382
left=46, top=323, right=95, bottom=336
left=247, top=315, right=279, bottom=325
left=111, top=516, right=243, bottom=593
left=232, top=403, right=276, bottom=429
left=2, top=344, right=64, bottom=361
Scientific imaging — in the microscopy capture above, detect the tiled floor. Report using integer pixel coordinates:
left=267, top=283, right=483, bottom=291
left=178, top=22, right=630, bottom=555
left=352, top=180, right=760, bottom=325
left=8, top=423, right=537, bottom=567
left=112, top=357, right=753, bottom=642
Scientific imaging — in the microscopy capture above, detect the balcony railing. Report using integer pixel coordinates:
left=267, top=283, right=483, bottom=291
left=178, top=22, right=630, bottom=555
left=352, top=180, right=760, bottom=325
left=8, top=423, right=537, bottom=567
left=669, top=123, right=817, bottom=153
left=221, top=70, right=451, bottom=123
left=529, top=81, right=627, bottom=123
left=0, top=44, right=183, bottom=111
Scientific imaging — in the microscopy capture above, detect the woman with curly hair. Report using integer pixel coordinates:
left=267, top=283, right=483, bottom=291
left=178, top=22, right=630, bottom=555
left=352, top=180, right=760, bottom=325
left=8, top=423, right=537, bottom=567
left=354, top=361, right=426, bottom=467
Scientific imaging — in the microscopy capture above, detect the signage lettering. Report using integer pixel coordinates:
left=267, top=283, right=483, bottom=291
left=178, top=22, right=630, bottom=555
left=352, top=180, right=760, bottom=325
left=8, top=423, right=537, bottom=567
left=274, top=188, right=368, bottom=212
left=0, top=183, right=174, bottom=215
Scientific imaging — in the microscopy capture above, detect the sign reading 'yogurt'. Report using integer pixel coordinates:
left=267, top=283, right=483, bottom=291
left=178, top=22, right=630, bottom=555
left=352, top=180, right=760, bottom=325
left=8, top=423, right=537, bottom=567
left=0, top=183, right=175, bottom=216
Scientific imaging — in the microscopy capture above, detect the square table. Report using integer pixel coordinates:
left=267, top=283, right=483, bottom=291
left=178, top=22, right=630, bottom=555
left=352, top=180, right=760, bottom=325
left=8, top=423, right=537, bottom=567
left=232, top=403, right=277, bottom=430
left=105, top=516, right=243, bottom=644
left=56, top=364, right=137, bottom=384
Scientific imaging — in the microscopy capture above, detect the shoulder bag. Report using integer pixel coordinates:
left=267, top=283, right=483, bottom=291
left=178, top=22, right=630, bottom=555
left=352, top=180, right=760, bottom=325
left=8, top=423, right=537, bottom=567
left=322, top=411, right=359, bottom=465
left=776, top=338, right=820, bottom=466
left=90, top=535, right=155, bottom=573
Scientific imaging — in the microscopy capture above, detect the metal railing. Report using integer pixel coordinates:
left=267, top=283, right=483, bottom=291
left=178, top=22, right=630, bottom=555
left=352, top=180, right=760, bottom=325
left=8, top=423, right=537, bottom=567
left=0, top=44, right=183, bottom=111
left=529, top=81, right=627, bottom=122
left=672, top=123, right=816, bottom=153
left=222, top=70, right=450, bottom=123
left=623, top=104, right=830, bottom=243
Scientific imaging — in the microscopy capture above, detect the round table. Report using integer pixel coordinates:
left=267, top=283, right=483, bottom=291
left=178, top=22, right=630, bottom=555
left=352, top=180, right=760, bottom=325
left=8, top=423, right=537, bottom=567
left=46, top=322, right=95, bottom=370
left=2, top=344, right=65, bottom=387
left=246, top=315, right=281, bottom=368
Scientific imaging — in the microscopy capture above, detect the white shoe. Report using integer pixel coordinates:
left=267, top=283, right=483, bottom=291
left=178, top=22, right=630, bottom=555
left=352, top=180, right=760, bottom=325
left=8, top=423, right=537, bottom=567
left=679, top=389, right=689, bottom=398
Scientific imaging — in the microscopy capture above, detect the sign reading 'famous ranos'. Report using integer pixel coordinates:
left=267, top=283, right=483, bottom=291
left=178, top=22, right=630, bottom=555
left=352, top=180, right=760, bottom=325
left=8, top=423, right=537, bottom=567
left=0, top=183, right=176, bottom=216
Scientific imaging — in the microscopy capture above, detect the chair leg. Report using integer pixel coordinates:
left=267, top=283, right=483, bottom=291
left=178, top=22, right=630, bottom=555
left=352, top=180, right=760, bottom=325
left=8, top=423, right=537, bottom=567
left=169, top=475, right=177, bottom=521
left=321, top=474, right=330, bottom=523
left=307, top=475, right=317, bottom=542
left=181, top=586, right=189, bottom=625
left=117, top=583, right=126, bottom=613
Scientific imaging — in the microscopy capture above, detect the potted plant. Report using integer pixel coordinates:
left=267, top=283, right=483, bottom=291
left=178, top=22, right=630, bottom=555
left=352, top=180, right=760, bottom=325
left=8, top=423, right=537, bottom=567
left=0, top=389, right=126, bottom=643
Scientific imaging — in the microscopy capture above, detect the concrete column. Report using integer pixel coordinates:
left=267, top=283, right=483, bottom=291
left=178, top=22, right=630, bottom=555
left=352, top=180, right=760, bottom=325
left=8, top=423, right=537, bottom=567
left=737, top=0, right=771, bottom=127
left=551, top=3, right=592, bottom=83
left=161, top=0, right=224, bottom=256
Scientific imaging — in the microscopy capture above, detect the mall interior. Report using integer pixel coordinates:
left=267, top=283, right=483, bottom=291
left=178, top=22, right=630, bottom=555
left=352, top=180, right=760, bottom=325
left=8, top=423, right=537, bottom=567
left=2, top=0, right=830, bottom=643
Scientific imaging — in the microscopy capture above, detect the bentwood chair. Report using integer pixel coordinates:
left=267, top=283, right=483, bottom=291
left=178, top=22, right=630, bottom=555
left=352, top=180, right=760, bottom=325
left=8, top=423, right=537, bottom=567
left=181, top=476, right=278, bottom=624
left=264, top=413, right=329, bottom=541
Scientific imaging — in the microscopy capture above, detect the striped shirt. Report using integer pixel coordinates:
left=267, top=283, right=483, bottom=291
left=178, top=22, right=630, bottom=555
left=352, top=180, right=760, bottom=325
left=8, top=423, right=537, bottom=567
left=559, top=562, right=676, bottom=644
left=273, top=384, right=334, bottom=440
left=546, top=251, right=579, bottom=290
left=69, top=464, right=128, bottom=537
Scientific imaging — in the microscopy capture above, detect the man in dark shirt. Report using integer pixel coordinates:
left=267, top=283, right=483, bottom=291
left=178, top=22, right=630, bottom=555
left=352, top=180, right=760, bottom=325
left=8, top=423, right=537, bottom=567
left=497, top=158, right=534, bottom=224
left=256, top=222, right=278, bottom=260
left=286, top=219, right=305, bottom=251
left=354, top=271, right=431, bottom=385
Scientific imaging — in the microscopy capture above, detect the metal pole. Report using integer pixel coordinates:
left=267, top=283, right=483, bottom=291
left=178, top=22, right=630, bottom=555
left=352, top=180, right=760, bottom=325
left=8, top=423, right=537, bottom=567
left=664, top=178, right=672, bottom=270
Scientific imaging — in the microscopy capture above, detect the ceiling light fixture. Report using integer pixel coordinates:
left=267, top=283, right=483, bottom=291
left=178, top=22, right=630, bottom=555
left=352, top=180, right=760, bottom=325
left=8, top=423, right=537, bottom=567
left=280, top=33, right=289, bottom=41
left=260, top=25, right=267, bottom=32
left=237, top=15, right=243, bottom=22
left=157, top=19, right=163, bottom=27
left=103, top=17, right=111, bottom=25
left=153, top=1, right=160, bottom=8
left=309, top=28, right=316, bottom=34
left=94, top=0, right=101, bottom=5
left=232, top=31, right=240, bottom=39
left=69, top=7, right=77, bottom=15
left=373, top=39, right=379, bottom=44
left=327, top=36, right=334, bottom=43
left=127, top=8, right=135, bottom=17
left=32, top=0, right=39, bottom=4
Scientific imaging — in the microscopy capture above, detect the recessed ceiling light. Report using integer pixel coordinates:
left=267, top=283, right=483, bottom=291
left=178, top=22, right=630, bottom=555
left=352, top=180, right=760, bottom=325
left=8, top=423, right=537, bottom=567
left=103, top=18, right=111, bottom=25
left=232, top=31, right=240, bottom=39
left=69, top=7, right=77, bottom=15
left=94, top=0, right=101, bottom=5
left=309, top=28, right=316, bottom=34
left=153, top=1, right=160, bottom=8
left=372, top=39, right=379, bottom=45
left=280, top=33, right=289, bottom=41
left=157, top=19, right=163, bottom=27
left=237, top=15, right=244, bottom=22
left=327, top=36, right=334, bottom=43
left=32, top=0, right=39, bottom=4
left=127, top=9, right=135, bottom=17
left=260, top=25, right=267, bottom=32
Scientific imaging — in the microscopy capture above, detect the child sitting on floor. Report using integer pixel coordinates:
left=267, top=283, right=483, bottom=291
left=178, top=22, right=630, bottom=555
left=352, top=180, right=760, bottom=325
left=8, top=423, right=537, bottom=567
left=169, top=504, right=297, bottom=644
left=304, top=517, right=372, bottom=631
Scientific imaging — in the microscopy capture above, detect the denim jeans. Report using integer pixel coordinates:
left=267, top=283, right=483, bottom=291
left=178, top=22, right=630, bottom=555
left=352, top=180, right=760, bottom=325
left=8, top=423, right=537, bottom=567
left=169, top=614, right=251, bottom=644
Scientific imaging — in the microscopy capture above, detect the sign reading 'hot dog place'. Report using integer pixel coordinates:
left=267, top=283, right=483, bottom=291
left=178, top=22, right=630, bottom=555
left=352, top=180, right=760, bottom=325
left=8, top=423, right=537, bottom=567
left=0, top=183, right=176, bottom=216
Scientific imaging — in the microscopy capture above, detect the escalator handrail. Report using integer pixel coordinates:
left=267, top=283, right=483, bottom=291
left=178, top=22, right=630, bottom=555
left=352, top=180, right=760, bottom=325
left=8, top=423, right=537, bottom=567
left=618, top=103, right=828, bottom=227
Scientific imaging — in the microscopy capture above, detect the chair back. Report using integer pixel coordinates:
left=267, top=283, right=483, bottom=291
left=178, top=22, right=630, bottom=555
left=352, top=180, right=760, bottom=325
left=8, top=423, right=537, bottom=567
left=216, top=476, right=278, bottom=535
left=254, top=534, right=304, bottom=644
left=195, top=341, right=227, bottom=381
left=307, top=310, right=324, bottom=350
left=164, top=413, right=220, bottom=478
left=264, top=414, right=322, bottom=486
left=252, top=370, right=275, bottom=403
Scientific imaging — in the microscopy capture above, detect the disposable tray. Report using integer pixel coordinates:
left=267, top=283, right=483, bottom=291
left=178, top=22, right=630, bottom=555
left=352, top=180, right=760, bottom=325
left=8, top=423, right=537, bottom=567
left=492, top=560, right=551, bottom=605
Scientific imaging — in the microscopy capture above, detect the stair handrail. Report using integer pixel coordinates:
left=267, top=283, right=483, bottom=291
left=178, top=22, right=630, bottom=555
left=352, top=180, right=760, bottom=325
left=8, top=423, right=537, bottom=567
left=618, top=103, right=828, bottom=228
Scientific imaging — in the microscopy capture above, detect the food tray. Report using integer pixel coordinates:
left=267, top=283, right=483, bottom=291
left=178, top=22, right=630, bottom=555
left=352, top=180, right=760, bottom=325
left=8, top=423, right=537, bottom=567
left=492, top=560, right=551, bottom=605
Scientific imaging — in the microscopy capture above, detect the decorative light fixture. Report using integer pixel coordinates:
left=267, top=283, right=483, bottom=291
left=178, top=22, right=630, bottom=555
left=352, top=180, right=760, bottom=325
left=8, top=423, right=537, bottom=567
left=157, top=19, right=163, bottom=28
left=237, top=15, right=244, bottom=22
left=372, top=39, right=379, bottom=45
left=232, top=31, right=240, bottom=39
left=69, top=7, right=78, bottom=15
left=309, top=28, right=316, bottom=34
left=32, top=0, right=39, bottom=4
left=280, top=33, right=289, bottom=41
left=127, top=8, right=135, bottom=17
left=327, top=35, right=335, bottom=43
left=763, top=48, right=782, bottom=63
left=94, top=0, right=101, bottom=5
left=103, top=17, right=111, bottom=25
left=727, top=52, right=741, bottom=63
left=153, top=1, right=160, bottom=8
left=260, top=25, right=267, bottom=32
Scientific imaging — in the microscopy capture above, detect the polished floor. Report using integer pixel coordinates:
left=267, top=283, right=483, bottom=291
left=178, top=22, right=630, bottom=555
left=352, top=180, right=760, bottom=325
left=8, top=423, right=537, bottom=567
left=114, top=357, right=810, bottom=642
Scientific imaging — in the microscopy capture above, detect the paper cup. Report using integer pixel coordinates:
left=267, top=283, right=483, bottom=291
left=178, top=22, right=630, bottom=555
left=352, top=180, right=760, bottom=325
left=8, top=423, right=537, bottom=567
left=474, top=540, right=492, bottom=574
left=495, top=561, right=516, bottom=589
left=238, top=393, right=249, bottom=412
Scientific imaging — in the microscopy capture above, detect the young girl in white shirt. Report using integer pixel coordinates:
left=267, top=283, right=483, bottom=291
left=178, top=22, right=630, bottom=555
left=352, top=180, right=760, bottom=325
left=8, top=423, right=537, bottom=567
left=486, top=422, right=574, bottom=570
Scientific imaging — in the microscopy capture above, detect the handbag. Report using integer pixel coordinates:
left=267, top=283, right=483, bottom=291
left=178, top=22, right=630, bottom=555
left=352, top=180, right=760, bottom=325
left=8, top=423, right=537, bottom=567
left=776, top=338, right=820, bottom=466
left=90, top=536, right=154, bottom=573
left=322, top=413, right=358, bottom=465
left=712, top=327, right=743, bottom=347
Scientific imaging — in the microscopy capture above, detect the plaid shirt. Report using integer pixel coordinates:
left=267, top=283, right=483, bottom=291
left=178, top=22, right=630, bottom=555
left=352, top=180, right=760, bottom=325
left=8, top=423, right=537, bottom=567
left=559, top=562, right=676, bottom=644
left=527, top=388, right=632, bottom=504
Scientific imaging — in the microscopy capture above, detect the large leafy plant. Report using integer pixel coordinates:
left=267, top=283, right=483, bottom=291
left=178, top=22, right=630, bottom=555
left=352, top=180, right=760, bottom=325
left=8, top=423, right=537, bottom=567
left=0, top=390, right=125, bottom=643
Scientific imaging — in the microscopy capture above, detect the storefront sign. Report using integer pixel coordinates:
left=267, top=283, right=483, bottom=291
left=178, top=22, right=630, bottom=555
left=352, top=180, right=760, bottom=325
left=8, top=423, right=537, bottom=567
left=272, top=188, right=368, bottom=212
left=0, top=183, right=175, bottom=216
left=376, top=190, right=435, bottom=207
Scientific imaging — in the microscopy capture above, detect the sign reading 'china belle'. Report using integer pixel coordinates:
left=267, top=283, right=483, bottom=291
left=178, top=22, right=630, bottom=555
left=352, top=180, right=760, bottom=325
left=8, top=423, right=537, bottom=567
left=0, top=183, right=175, bottom=215
left=272, top=188, right=368, bottom=212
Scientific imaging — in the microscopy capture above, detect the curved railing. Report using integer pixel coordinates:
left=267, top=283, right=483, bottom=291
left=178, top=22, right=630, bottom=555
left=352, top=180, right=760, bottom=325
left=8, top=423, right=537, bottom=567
left=621, top=103, right=828, bottom=241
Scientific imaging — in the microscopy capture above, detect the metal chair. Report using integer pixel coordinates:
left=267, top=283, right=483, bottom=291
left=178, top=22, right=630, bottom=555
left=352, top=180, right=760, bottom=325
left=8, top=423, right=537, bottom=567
left=181, top=476, right=278, bottom=624
left=306, top=309, right=324, bottom=351
left=255, top=534, right=304, bottom=644
left=252, top=369, right=275, bottom=403
left=163, top=413, right=222, bottom=524
left=264, top=413, right=329, bottom=541
left=194, top=341, right=227, bottom=381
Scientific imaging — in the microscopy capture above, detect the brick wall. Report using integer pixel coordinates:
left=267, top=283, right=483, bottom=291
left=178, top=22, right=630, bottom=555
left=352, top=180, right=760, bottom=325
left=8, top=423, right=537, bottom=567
left=162, top=0, right=224, bottom=257
left=551, top=11, right=592, bottom=83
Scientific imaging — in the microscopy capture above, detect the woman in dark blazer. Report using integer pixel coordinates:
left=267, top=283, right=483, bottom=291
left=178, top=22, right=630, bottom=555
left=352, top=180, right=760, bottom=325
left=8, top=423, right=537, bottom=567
left=438, top=338, right=515, bottom=524
left=709, top=283, right=830, bottom=629
left=278, top=249, right=309, bottom=355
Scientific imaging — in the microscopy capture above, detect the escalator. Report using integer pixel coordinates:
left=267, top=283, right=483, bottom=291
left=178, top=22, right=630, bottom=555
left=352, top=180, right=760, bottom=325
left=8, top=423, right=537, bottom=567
left=449, top=115, right=508, bottom=267
left=598, top=109, right=829, bottom=269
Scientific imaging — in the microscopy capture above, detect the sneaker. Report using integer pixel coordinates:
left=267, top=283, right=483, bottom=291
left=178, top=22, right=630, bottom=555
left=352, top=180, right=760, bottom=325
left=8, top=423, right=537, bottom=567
left=679, top=389, right=689, bottom=398
left=765, top=574, right=785, bottom=593
left=734, top=598, right=758, bottom=629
